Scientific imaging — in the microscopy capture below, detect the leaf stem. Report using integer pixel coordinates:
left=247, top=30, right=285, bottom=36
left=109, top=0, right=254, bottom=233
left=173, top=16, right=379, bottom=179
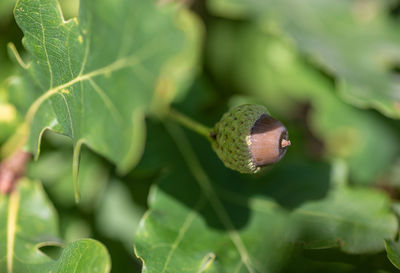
left=167, top=108, right=213, bottom=141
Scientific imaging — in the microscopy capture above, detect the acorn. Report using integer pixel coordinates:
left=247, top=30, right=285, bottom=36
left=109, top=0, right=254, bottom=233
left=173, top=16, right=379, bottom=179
left=211, top=104, right=290, bottom=174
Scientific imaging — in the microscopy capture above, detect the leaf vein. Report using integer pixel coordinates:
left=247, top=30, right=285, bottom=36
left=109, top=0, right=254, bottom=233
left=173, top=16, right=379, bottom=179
left=160, top=197, right=205, bottom=273
left=25, top=43, right=158, bottom=127
left=59, top=93, right=74, bottom=138
left=7, top=190, right=21, bottom=273
left=88, top=78, right=122, bottom=122
left=38, top=0, right=54, bottom=88
left=66, top=29, right=74, bottom=78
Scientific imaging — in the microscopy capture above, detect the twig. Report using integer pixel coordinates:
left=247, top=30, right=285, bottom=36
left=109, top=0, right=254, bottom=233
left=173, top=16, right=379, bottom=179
left=0, top=151, right=32, bottom=194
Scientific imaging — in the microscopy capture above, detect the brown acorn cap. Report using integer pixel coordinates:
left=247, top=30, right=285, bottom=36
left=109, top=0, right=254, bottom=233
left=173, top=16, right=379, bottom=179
left=249, top=114, right=290, bottom=166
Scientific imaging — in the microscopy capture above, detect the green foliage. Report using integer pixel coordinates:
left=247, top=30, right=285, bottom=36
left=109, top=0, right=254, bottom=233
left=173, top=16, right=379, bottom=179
left=291, top=186, right=397, bottom=253
left=0, top=179, right=110, bottom=273
left=208, top=0, right=400, bottom=118
left=11, top=0, right=200, bottom=181
left=386, top=240, right=400, bottom=270
left=1, top=0, right=400, bottom=272
left=206, top=20, right=399, bottom=184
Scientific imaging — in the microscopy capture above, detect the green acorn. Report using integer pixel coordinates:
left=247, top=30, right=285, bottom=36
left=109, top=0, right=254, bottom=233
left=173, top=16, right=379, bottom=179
left=211, top=104, right=290, bottom=174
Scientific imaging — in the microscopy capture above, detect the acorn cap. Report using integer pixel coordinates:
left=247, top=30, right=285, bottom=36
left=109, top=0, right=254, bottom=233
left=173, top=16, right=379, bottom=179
left=212, top=104, right=290, bottom=174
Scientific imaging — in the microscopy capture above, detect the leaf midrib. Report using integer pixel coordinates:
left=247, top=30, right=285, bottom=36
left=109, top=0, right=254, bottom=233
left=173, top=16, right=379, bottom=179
left=7, top=190, right=20, bottom=273
left=25, top=53, right=145, bottom=126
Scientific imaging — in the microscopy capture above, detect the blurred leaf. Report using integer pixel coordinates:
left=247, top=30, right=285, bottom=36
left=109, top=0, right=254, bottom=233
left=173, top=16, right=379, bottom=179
left=0, top=0, right=15, bottom=25
left=131, top=119, right=182, bottom=174
left=151, top=9, right=203, bottom=113
left=28, top=135, right=109, bottom=210
left=0, top=102, right=19, bottom=144
left=96, top=179, right=145, bottom=251
left=0, top=179, right=110, bottom=273
left=282, top=247, right=397, bottom=273
left=59, top=0, right=79, bottom=20
left=292, top=186, right=398, bottom=253
left=385, top=240, right=400, bottom=270
left=0, top=14, right=21, bottom=134
left=206, top=20, right=399, bottom=183
left=3, top=74, right=39, bottom=118
left=208, top=0, right=400, bottom=118
left=282, top=250, right=354, bottom=273
left=61, top=216, right=92, bottom=243
left=11, top=0, right=201, bottom=178
left=0, top=4, right=23, bottom=101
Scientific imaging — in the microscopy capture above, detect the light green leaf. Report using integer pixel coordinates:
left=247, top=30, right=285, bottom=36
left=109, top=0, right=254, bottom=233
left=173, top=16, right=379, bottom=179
left=28, top=136, right=109, bottom=210
left=385, top=240, right=400, bottom=270
left=96, top=179, right=145, bottom=251
left=0, top=0, right=15, bottom=24
left=0, top=102, right=19, bottom=144
left=11, top=0, right=201, bottom=183
left=58, top=0, right=78, bottom=20
left=292, top=187, right=398, bottom=253
left=208, top=0, right=400, bottom=118
left=61, top=216, right=92, bottom=244
left=0, top=179, right=110, bottom=273
left=151, top=8, right=203, bottom=114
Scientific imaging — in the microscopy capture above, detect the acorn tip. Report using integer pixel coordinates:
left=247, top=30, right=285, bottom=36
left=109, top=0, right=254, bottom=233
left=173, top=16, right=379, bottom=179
left=281, top=139, right=291, bottom=148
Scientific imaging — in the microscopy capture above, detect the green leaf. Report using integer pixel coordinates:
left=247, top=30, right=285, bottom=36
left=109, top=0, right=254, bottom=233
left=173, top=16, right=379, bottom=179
left=96, top=179, right=145, bottom=251
left=135, top=172, right=291, bottom=273
left=60, top=215, right=92, bottom=244
left=11, top=0, right=201, bottom=180
left=0, top=0, right=15, bottom=24
left=0, top=102, right=19, bottom=144
left=28, top=135, right=109, bottom=210
left=292, top=187, right=398, bottom=254
left=58, top=0, right=79, bottom=20
left=281, top=249, right=356, bottom=273
left=135, top=123, right=292, bottom=273
left=281, top=247, right=397, bottom=273
left=208, top=0, right=400, bottom=118
left=0, top=179, right=111, bottom=273
left=134, top=119, right=399, bottom=272
left=385, top=240, right=400, bottom=270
